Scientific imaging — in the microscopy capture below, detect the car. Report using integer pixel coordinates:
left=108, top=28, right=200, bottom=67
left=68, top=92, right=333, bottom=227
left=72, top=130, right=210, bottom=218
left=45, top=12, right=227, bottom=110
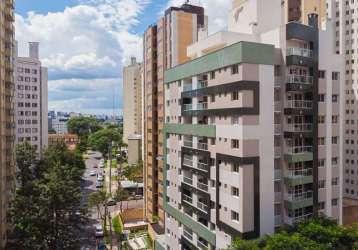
left=95, top=224, right=104, bottom=237
left=95, top=182, right=103, bottom=188
left=97, top=176, right=104, bottom=182
left=106, top=198, right=117, bottom=206
left=89, top=171, right=96, bottom=176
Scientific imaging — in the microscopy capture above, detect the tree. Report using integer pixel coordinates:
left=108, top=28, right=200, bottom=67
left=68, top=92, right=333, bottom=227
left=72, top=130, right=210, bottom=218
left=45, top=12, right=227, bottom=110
left=15, top=142, right=40, bottom=187
left=7, top=142, right=86, bottom=250
left=122, top=161, right=143, bottom=182
left=115, top=186, right=130, bottom=212
left=67, top=116, right=102, bottom=138
left=89, top=190, right=108, bottom=223
left=48, top=128, right=56, bottom=134
left=228, top=217, right=358, bottom=250
left=88, top=128, right=122, bottom=157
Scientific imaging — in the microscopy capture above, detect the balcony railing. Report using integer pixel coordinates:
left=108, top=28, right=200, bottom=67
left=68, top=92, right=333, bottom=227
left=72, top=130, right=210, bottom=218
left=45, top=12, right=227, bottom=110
left=275, top=192, right=282, bottom=203
left=275, top=215, right=282, bottom=226
left=286, top=146, right=312, bottom=155
left=197, top=240, right=209, bottom=250
left=274, top=169, right=282, bottom=180
left=183, top=229, right=193, bottom=241
left=286, top=191, right=313, bottom=202
left=286, top=123, right=312, bottom=133
left=274, top=124, right=281, bottom=135
left=287, top=168, right=313, bottom=178
left=183, top=141, right=208, bottom=151
left=285, top=100, right=312, bottom=109
left=183, top=177, right=193, bottom=185
left=183, top=104, right=193, bottom=111
left=274, top=101, right=281, bottom=112
left=197, top=201, right=209, bottom=212
left=183, top=194, right=193, bottom=204
left=183, top=84, right=193, bottom=92
left=287, top=47, right=313, bottom=58
left=197, top=182, right=209, bottom=192
left=197, top=103, right=208, bottom=110
left=197, top=80, right=208, bottom=89
left=287, top=74, right=313, bottom=84
left=197, top=142, right=208, bottom=150
left=183, top=158, right=209, bottom=172
left=274, top=146, right=281, bottom=158
left=287, top=213, right=313, bottom=224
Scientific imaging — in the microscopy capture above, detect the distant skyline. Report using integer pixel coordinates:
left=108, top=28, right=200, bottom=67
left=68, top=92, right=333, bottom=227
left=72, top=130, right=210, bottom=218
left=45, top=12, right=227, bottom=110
left=15, top=0, right=232, bottom=115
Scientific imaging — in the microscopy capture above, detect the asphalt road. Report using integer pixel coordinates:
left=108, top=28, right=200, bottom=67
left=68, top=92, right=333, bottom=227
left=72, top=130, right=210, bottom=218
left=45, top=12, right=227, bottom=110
left=79, top=151, right=144, bottom=250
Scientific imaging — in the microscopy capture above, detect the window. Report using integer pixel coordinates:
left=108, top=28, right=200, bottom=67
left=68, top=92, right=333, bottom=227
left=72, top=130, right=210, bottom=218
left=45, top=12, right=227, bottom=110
left=210, top=71, right=215, bottom=79
left=318, top=137, right=325, bottom=145
left=332, top=95, right=339, bottom=102
left=318, top=159, right=325, bottom=167
left=232, top=163, right=239, bottom=173
left=318, top=202, right=325, bottom=210
left=231, top=65, right=239, bottom=74
left=332, top=115, right=338, bottom=123
left=319, top=70, right=326, bottom=79
left=318, top=180, right=326, bottom=189
left=332, top=72, right=340, bottom=80
left=332, top=199, right=338, bottom=206
left=318, top=94, right=325, bottom=102
left=231, top=211, right=239, bottom=222
left=210, top=94, right=215, bottom=102
left=231, top=187, right=239, bottom=197
left=332, top=136, right=339, bottom=144
left=318, top=116, right=325, bottom=124
left=332, top=177, right=339, bottom=186
left=232, top=91, right=239, bottom=101
left=332, top=157, right=338, bottom=165
left=231, top=139, right=239, bottom=149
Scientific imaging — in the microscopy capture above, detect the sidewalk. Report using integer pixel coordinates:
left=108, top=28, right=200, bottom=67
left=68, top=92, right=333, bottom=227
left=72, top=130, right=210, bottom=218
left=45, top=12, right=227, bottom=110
left=105, top=160, right=119, bottom=196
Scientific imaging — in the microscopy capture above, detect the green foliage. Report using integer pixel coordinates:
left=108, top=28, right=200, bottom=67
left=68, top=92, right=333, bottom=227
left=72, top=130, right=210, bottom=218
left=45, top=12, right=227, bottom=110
left=229, top=217, right=358, bottom=250
left=122, top=161, right=143, bottom=182
left=48, top=128, right=56, bottom=134
left=7, top=142, right=86, bottom=250
left=67, top=116, right=101, bottom=138
left=112, top=215, right=123, bottom=236
left=88, top=128, right=122, bottom=157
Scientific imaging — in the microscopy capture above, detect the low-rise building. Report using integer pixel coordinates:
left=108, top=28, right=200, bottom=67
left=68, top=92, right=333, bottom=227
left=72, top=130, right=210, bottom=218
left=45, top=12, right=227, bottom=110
left=48, top=134, right=79, bottom=151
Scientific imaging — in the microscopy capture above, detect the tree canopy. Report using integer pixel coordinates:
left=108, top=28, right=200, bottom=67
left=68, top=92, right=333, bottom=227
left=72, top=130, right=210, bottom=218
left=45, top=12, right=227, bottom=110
left=88, top=128, right=122, bottom=157
left=229, top=217, right=358, bottom=250
left=7, top=143, right=86, bottom=250
left=67, top=116, right=101, bottom=138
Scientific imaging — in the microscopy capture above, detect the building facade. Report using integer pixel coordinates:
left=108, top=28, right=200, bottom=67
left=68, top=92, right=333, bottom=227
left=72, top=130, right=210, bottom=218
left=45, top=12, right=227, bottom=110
left=51, top=116, right=69, bottom=134
left=143, top=3, right=207, bottom=233
left=15, top=42, right=48, bottom=152
left=123, top=57, right=142, bottom=144
left=0, top=0, right=15, bottom=247
left=159, top=0, right=344, bottom=249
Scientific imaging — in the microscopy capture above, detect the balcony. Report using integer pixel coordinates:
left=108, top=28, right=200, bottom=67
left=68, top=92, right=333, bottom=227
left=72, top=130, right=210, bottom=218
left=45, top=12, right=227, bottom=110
left=183, top=104, right=193, bottom=111
left=284, top=145, right=313, bottom=163
left=183, top=140, right=208, bottom=151
left=285, top=168, right=313, bottom=185
left=197, top=200, right=209, bottom=212
left=286, top=146, right=312, bottom=155
left=285, top=213, right=313, bottom=224
left=183, top=228, right=193, bottom=242
left=285, top=100, right=312, bottom=109
left=183, top=84, right=193, bottom=92
left=285, top=123, right=312, bottom=133
left=275, top=215, right=282, bottom=226
left=182, top=176, right=209, bottom=194
left=197, top=239, right=209, bottom=250
left=197, top=103, right=208, bottom=111
left=183, top=194, right=193, bottom=204
left=197, top=182, right=209, bottom=192
left=182, top=158, right=209, bottom=172
left=274, top=101, right=281, bottom=112
left=274, top=124, right=281, bottom=135
left=274, top=146, right=281, bottom=158
left=285, top=191, right=313, bottom=210
left=197, top=80, right=208, bottom=89
left=183, top=176, right=193, bottom=186
left=274, top=169, right=282, bottom=180
left=287, top=74, right=313, bottom=85
left=287, top=48, right=313, bottom=58
left=275, top=192, right=282, bottom=203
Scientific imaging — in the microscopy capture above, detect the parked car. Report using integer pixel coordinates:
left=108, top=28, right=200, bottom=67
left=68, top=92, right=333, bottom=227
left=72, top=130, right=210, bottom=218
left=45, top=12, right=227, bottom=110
left=95, top=224, right=104, bottom=237
left=97, top=175, right=104, bottom=182
left=89, top=171, right=96, bottom=176
left=106, top=198, right=117, bottom=206
left=95, top=182, right=103, bottom=188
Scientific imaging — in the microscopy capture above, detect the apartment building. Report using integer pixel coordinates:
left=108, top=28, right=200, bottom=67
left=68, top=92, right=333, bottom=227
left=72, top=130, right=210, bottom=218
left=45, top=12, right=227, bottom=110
left=0, top=0, right=15, bottom=247
left=15, top=42, right=48, bottom=152
left=158, top=0, right=344, bottom=249
left=143, top=3, right=207, bottom=235
left=329, top=0, right=358, bottom=201
left=123, top=57, right=142, bottom=144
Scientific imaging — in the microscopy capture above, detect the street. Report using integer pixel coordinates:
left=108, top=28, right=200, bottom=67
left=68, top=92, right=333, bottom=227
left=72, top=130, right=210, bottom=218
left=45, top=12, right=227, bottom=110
left=79, top=151, right=144, bottom=249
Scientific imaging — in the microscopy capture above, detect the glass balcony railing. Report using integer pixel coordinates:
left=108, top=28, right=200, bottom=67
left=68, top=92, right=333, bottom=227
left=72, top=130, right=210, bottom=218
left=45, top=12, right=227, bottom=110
left=197, top=80, right=208, bottom=89
left=197, top=103, right=208, bottom=110
left=197, top=182, right=209, bottom=192
left=287, top=74, right=313, bottom=84
left=197, top=240, right=209, bottom=250
left=183, top=194, right=193, bottom=204
left=286, top=191, right=313, bottom=202
left=183, top=158, right=209, bottom=172
left=183, top=141, right=208, bottom=151
left=285, top=100, right=312, bottom=109
left=183, top=229, right=193, bottom=241
left=183, top=177, right=193, bottom=185
left=197, top=201, right=209, bottom=212
left=287, top=168, right=313, bottom=178
left=287, top=47, right=313, bottom=58
left=286, top=123, right=312, bottom=133
left=286, top=146, right=312, bottom=155
left=183, top=85, right=193, bottom=92
left=183, top=104, right=193, bottom=111
left=287, top=213, right=313, bottom=224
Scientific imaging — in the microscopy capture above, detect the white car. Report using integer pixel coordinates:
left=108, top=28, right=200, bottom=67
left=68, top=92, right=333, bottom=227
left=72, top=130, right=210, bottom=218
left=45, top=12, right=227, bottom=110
left=95, top=224, right=104, bottom=237
left=89, top=171, right=96, bottom=176
left=97, top=175, right=104, bottom=182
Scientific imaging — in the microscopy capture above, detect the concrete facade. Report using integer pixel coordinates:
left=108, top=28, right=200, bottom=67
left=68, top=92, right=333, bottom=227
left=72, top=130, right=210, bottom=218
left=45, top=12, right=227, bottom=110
left=123, top=57, right=142, bottom=144
left=128, top=134, right=142, bottom=166
left=15, top=42, right=48, bottom=152
left=159, top=1, right=343, bottom=249
left=0, top=0, right=15, bottom=246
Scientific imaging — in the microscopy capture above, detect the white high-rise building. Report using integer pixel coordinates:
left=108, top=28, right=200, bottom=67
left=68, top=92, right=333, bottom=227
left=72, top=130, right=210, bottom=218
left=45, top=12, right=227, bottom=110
left=15, top=42, right=48, bottom=152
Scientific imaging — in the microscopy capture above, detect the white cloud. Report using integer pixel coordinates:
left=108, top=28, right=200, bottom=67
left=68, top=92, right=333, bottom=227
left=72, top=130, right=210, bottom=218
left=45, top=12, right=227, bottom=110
left=15, top=0, right=149, bottom=80
left=165, top=0, right=232, bottom=34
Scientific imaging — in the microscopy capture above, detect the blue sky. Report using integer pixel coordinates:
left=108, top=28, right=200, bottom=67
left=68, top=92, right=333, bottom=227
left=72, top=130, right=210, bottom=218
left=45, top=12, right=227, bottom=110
left=14, top=0, right=230, bottom=115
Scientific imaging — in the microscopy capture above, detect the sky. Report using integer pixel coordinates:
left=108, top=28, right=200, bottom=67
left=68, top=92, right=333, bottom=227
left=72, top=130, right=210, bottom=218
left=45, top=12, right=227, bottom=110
left=15, top=0, right=233, bottom=115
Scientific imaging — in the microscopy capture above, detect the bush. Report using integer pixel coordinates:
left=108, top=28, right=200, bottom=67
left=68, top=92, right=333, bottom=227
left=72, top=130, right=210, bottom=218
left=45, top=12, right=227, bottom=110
left=112, top=215, right=123, bottom=239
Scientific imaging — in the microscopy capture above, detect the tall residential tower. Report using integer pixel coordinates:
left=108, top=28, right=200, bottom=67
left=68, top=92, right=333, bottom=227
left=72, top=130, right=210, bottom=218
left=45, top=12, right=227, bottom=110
left=143, top=3, right=207, bottom=237
left=15, top=42, right=48, bottom=152
left=0, top=0, right=15, bottom=247
left=158, top=0, right=343, bottom=249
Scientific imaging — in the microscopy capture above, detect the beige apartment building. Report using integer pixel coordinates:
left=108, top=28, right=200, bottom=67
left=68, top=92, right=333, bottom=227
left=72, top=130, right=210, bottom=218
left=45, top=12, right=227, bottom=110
left=0, top=0, right=15, bottom=247
left=123, top=57, right=142, bottom=144
left=156, top=0, right=344, bottom=249
left=143, top=3, right=207, bottom=238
